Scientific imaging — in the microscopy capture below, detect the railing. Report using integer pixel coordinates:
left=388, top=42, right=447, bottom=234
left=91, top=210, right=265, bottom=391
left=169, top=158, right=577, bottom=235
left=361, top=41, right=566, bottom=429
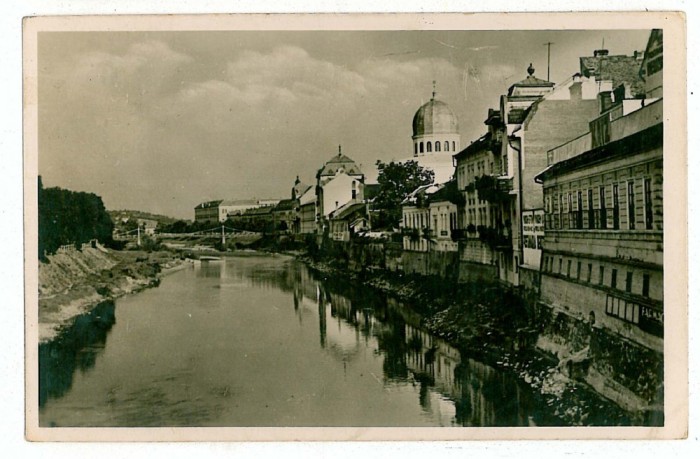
left=545, top=208, right=619, bottom=231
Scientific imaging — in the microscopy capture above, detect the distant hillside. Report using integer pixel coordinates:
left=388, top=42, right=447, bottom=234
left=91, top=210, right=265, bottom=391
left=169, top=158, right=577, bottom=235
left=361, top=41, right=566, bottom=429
left=108, top=210, right=184, bottom=227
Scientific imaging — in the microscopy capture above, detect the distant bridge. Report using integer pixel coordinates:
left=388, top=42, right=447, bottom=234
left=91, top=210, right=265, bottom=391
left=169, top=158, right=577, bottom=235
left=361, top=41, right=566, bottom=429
left=113, top=225, right=261, bottom=246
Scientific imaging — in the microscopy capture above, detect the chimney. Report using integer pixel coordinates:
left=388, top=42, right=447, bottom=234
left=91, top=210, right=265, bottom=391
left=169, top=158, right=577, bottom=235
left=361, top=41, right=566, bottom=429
left=569, top=81, right=582, bottom=100
left=598, top=91, right=613, bottom=113
left=594, top=49, right=609, bottom=57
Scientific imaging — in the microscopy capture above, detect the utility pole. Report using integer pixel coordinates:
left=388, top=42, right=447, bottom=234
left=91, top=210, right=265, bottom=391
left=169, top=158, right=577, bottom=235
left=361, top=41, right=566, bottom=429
left=137, top=225, right=141, bottom=247
left=544, top=42, right=554, bottom=81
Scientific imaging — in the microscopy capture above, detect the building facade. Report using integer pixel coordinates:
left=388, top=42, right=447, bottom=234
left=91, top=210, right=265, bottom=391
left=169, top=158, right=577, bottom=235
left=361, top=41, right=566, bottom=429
left=401, top=181, right=459, bottom=253
left=315, top=148, right=365, bottom=235
left=453, top=109, right=509, bottom=276
left=535, top=30, right=663, bottom=351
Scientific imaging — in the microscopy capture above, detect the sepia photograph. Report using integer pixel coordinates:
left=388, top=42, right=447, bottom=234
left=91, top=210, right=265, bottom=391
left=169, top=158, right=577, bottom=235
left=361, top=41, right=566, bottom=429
left=22, top=12, right=687, bottom=441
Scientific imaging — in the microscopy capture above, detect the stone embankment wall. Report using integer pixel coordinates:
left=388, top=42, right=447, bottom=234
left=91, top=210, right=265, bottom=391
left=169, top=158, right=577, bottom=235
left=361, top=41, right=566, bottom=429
left=534, top=302, right=663, bottom=420
left=316, top=237, right=663, bottom=419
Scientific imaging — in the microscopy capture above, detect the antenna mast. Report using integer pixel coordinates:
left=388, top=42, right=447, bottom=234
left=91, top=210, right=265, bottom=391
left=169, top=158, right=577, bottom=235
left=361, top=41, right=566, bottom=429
left=544, top=41, right=554, bottom=81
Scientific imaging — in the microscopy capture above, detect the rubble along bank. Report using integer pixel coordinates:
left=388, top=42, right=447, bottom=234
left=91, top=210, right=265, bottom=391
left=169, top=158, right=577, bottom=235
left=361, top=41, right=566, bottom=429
left=299, top=255, right=642, bottom=426
left=38, top=246, right=186, bottom=343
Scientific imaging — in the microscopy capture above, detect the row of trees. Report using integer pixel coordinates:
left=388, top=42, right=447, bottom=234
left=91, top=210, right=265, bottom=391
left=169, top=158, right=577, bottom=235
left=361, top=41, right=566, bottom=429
left=38, top=177, right=115, bottom=259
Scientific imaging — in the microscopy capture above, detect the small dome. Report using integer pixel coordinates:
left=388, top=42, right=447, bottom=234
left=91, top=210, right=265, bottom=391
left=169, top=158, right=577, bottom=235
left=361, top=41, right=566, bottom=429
left=412, top=98, right=459, bottom=138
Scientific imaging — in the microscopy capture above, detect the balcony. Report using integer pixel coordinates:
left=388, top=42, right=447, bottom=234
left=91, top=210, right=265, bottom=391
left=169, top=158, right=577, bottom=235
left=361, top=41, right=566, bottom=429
left=496, top=176, right=513, bottom=193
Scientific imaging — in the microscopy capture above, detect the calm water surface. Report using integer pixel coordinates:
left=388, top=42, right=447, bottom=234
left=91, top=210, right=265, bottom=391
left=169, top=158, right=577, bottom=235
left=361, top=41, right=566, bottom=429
left=39, top=254, right=555, bottom=427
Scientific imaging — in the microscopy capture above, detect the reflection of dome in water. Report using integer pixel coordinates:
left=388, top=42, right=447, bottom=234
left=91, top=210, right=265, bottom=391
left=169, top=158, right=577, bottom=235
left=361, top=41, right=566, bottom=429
left=412, top=98, right=459, bottom=138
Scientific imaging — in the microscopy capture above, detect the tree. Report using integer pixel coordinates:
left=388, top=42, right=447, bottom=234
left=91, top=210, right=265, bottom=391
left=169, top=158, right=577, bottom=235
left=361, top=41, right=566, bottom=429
left=38, top=178, right=115, bottom=259
left=373, top=160, right=434, bottom=229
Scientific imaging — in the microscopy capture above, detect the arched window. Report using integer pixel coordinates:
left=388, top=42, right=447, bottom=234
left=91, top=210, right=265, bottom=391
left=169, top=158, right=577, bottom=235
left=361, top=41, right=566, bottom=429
left=435, top=142, right=441, bottom=152
left=452, top=141, right=456, bottom=151
left=427, top=142, right=432, bottom=152
left=420, top=142, right=424, bottom=153
left=445, top=141, right=450, bottom=152
left=414, top=143, right=418, bottom=155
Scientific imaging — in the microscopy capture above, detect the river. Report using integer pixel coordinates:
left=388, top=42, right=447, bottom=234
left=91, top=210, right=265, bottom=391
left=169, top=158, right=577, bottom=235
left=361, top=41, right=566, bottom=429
left=39, top=253, right=559, bottom=427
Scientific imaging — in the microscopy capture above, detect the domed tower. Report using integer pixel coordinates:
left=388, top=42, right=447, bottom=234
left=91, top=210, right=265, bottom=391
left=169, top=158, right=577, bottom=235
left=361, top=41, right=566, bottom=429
left=412, top=83, right=461, bottom=157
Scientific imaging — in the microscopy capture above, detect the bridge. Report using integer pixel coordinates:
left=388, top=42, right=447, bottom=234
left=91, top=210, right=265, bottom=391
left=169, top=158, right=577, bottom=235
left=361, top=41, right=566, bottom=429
left=113, top=225, right=260, bottom=247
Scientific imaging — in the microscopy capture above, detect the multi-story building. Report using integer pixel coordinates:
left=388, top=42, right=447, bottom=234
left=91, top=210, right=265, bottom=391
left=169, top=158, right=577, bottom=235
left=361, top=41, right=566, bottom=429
left=272, top=199, right=296, bottom=233
left=534, top=30, right=663, bottom=351
left=194, top=200, right=225, bottom=224
left=453, top=109, right=509, bottom=277
left=228, top=205, right=275, bottom=233
left=495, top=64, right=555, bottom=284
left=288, top=176, right=312, bottom=234
left=194, top=198, right=278, bottom=224
left=401, top=181, right=459, bottom=253
left=297, top=186, right=317, bottom=235
left=328, top=202, right=369, bottom=242
left=315, top=148, right=365, bottom=235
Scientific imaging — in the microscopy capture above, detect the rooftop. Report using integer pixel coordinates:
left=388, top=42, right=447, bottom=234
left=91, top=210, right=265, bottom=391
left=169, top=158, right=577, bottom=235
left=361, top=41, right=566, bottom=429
left=580, top=50, right=645, bottom=97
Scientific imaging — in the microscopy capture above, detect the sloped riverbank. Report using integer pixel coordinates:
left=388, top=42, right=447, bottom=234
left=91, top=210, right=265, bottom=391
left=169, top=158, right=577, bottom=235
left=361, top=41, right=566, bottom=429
left=38, top=246, right=186, bottom=343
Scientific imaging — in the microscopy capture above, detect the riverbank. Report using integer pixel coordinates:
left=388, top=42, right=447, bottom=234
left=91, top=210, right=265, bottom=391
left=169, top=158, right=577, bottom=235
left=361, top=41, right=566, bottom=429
left=299, top=254, right=639, bottom=425
left=38, top=245, right=186, bottom=343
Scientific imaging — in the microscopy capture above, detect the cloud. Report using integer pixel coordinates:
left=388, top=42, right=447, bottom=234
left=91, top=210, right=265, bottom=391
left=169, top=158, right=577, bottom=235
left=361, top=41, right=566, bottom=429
left=40, top=41, right=472, bottom=218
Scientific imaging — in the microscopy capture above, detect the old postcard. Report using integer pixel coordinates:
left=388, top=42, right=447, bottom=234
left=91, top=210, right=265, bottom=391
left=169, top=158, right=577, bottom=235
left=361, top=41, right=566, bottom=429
left=24, top=12, right=687, bottom=441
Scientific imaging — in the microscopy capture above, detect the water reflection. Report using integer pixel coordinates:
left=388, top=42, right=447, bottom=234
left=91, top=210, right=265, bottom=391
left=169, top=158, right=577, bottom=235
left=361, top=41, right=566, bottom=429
left=39, top=255, right=556, bottom=427
left=39, top=300, right=116, bottom=406
left=285, top=259, right=552, bottom=426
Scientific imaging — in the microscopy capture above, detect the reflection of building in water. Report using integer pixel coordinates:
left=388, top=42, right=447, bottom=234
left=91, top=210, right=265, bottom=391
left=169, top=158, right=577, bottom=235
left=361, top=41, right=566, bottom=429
left=401, top=322, right=533, bottom=426
left=315, top=285, right=375, bottom=361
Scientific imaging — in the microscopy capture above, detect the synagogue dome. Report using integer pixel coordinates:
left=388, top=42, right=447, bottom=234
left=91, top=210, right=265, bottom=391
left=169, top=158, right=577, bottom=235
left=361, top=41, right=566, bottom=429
left=412, top=98, right=459, bottom=138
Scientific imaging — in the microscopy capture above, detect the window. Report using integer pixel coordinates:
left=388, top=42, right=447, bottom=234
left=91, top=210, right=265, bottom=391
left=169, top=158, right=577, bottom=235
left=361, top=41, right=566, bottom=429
left=576, top=191, right=583, bottom=229
left=567, top=260, right=572, bottom=277
left=642, top=273, right=650, bottom=297
left=427, top=142, right=432, bottom=153
left=613, top=184, right=620, bottom=229
left=435, top=141, right=441, bottom=152
left=644, top=178, right=653, bottom=230
left=568, top=193, right=573, bottom=229
left=599, top=186, right=607, bottom=229
left=627, top=180, right=636, bottom=229
left=577, top=261, right=582, bottom=280
left=453, top=141, right=456, bottom=151
left=558, top=194, right=563, bottom=229
left=588, top=189, right=595, bottom=229
left=420, top=142, right=424, bottom=153
left=599, top=266, right=605, bottom=285
left=587, top=263, right=593, bottom=283
left=414, top=143, right=418, bottom=155
left=626, top=271, right=633, bottom=293
left=611, top=268, right=618, bottom=289
left=351, top=181, right=357, bottom=200
left=559, top=258, right=563, bottom=274
left=445, top=141, right=450, bottom=152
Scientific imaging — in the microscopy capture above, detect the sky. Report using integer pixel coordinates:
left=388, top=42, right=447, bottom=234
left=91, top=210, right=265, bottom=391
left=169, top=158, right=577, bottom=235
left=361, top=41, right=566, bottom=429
left=37, top=29, right=650, bottom=220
